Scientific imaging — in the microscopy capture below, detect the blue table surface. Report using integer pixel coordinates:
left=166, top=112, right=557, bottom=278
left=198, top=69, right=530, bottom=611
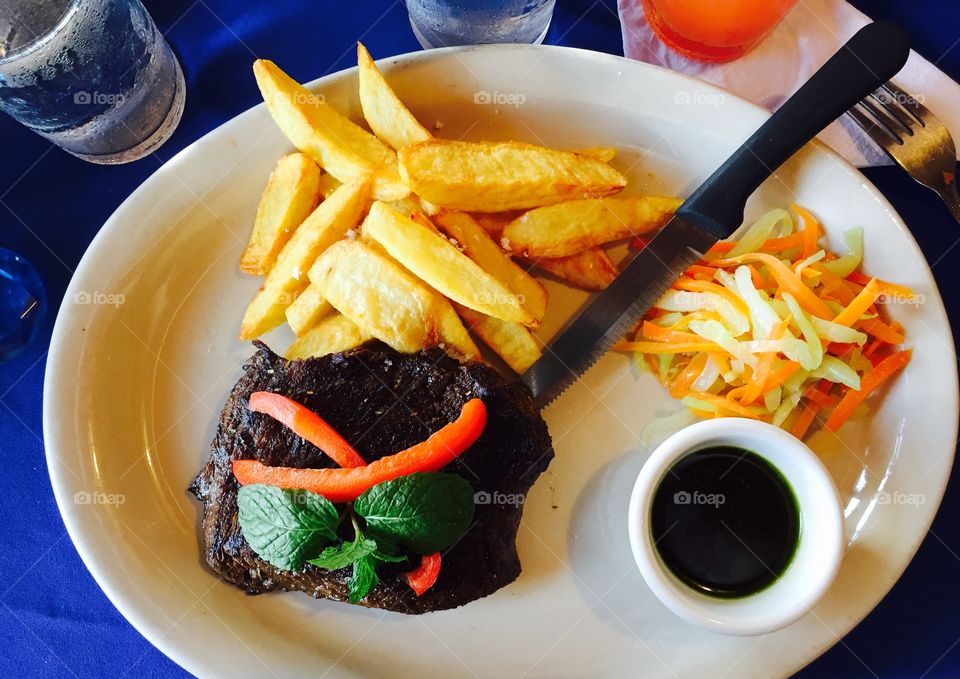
left=2, top=1, right=958, bottom=676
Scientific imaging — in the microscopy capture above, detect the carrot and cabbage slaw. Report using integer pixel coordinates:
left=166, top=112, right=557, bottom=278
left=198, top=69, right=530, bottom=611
left=618, top=206, right=912, bottom=439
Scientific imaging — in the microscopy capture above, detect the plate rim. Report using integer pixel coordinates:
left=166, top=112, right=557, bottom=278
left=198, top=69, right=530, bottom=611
left=42, top=43, right=959, bottom=678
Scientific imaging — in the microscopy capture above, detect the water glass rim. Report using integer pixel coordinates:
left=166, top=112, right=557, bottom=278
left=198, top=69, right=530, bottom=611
left=0, top=0, right=80, bottom=67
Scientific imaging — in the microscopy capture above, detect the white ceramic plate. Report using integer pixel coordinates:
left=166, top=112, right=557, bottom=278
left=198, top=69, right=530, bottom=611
left=44, top=45, right=957, bottom=678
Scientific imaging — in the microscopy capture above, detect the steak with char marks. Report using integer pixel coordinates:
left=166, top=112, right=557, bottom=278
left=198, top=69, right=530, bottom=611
left=189, top=341, right=553, bottom=614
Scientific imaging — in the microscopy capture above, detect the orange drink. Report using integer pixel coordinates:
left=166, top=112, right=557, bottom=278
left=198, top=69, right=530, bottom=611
left=641, top=0, right=800, bottom=62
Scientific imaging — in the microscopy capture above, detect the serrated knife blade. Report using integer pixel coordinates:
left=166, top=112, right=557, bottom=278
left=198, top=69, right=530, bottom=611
left=520, top=217, right=717, bottom=408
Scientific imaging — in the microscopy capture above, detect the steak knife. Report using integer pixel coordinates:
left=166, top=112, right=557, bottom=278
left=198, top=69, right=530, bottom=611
left=520, top=21, right=910, bottom=408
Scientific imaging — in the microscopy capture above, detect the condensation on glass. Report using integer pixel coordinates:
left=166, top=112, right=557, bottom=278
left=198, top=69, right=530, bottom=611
left=0, top=0, right=185, bottom=163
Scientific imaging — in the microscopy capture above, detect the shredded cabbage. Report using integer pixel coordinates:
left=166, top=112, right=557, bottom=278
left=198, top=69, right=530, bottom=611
left=811, top=355, right=861, bottom=389
left=783, top=292, right=823, bottom=370
left=655, top=290, right=750, bottom=336
left=728, top=209, right=792, bottom=256
left=691, top=356, right=721, bottom=392
left=688, top=319, right=758, bottom=368
left=823, top=227, right=864, bottom=277
left=734, top=265, right=780, bottom=340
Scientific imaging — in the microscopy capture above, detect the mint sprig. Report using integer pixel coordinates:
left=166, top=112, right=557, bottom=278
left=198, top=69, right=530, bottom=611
left=355, top=472, right=476, bottom=554
left=236, top=485, right=339, bottom=571
left=236, top=472, right=475, bottom=602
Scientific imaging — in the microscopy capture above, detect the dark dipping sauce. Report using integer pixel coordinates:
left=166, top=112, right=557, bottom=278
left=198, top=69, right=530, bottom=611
left=650, top=446, right=800, bottom=598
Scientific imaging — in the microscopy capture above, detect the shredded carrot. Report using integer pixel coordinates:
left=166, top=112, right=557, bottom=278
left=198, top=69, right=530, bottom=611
left=792, top=204, right=821, bottom=258
left=834, top=279, right=913, bottom=327
left=641, top=321, right=702, bottom=344
left=763, top=361, right=802, bottom=392
left=845, top=270, right=873, bottom=286
left=858, top=317, right=905, bottom=344
left=673, top=278, right=751, bottom=317
left=791, top=402, right=820, bottom=439
left=670, top=353, right=708, bottom=396
left=824, top=350, right=911, bottom=431
left=684, top=391, right=760, bottom=419
left=686, top=264, right=718, bottom=279
left=615, top=341, right=723, bottom=354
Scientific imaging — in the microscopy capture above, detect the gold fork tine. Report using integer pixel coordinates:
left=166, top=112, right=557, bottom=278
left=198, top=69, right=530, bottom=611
left=868, top=89, right=916, bottom=135
left=880, top=81, right=928, bottom=126
left=856, top=97, right=906, bottom=143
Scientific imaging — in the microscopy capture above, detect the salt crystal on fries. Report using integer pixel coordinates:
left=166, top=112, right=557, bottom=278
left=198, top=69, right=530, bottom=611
left=361, top=201, right=536, bottom=326
left=434, top=210, right=547, bottom=323
left=253, top=59, right=408, bottom=201
left=240, top=153, right=322, bottom=276
left=501, top=195, right=681, bottom=258
left=357, top=42, right=432, bottom=150
left=240, top=178, right=371, bottom=339
left=398, top=140, right=627, bottom=212
left=310, top=240, right=440, bottom=354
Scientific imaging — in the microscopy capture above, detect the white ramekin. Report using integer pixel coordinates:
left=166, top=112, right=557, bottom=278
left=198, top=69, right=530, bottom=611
left=627, top=418, right=845, bottom=636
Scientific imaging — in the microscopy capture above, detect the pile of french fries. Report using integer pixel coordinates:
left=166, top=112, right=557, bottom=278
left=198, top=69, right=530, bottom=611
left=238, top=43, right=680, bottom=373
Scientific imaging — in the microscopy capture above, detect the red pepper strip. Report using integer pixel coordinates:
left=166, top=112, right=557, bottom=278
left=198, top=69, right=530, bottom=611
left=405, top=553, right=442, bottom=596
left=233, top=399, right=487, bottom=502
left=824, top=351, right=911, bottom=432
left=249, top=392, right=366, bottom=468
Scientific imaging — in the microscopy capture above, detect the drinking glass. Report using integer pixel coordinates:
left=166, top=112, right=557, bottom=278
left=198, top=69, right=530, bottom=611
left=0, top=0, right=185, bottom=164
left=406, top=0, right=556, bottom=49
left=641, top=0, right=799, bottom=63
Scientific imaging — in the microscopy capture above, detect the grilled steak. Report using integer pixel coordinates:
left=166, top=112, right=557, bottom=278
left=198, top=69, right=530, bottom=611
left=190, top=341, right=553, bottom=614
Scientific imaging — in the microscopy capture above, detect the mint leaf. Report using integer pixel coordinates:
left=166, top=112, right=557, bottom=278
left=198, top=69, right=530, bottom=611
left=237, top=484, right=339, bottom=571
left=372, top=550, right=408, bottom=564
left=348, top=555, right=379, bottom=603
left=307, top=536, right=377, bottom=571
left=355, top=472, right=475, bottom=554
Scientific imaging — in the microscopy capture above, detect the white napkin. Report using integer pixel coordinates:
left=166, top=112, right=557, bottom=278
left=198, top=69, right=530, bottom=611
left=618, top=0, right=960, bottom=167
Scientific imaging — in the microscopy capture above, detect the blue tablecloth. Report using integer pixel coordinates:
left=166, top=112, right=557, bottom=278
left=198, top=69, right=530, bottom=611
left=1, top=1, right=957, bottom=676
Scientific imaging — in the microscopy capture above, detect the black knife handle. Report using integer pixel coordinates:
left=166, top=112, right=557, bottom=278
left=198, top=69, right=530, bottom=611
left=677, top=21, right=910, bottom=239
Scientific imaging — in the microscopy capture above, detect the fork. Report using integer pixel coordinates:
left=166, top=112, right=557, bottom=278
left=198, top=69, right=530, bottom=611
left=847, top=81, right=960, bottom=223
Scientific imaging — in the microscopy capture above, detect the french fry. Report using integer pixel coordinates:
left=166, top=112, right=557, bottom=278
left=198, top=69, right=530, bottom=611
left=317, top=172, right=342, bottom=198
left=286, top=283, right=333, bottom=335
left=434, top=210, right=547, bottom=323
left=287, top=313, right=373, bottom=359
left=533, top=248, right=619, bottom=291
left=435, top=302, right=482, bottom=362
left=456, top=304, right=541, bottom=374
left=357, top=42, right=432, bottom=150
left=240, top=179, right=371, bottom=339
left=253, top=59, right=408, bottom=201
left=501, top=196, right=681, bottom=258
left=574, top=147, right=617, bottom=163
left=468, top=211, right=521, bottom=238
left=361, top=238, right=480, bottom=361
left=361, top=201, right=534, bottom=326
left=398, top=140, right=627, bottom=212
left=310, top=240, right=447, bottom=354
left=240, top=153, right=322, bottom=276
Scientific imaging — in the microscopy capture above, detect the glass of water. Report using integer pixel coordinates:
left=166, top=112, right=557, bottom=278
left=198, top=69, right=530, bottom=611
left=406, top=0, right=557, bottom=48
left=0, top=0, right=185, bottom=164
